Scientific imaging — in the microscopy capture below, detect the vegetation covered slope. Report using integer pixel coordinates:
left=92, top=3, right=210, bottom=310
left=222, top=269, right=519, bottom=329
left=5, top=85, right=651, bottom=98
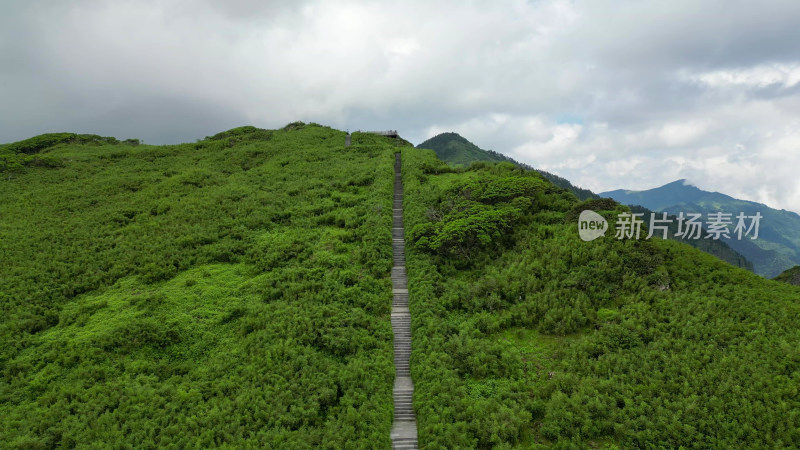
left=400, top=151, right=800, bottom=448
left=627, top=205, right=753, bottom=272
left=775, top=265, right=800, bottom=285
left=0, top=133, right=140, bottom=174
left=0, top=124, right=403, bottom=448
left=417, top=132, right=754, bottom=273
left=602, top=180, right=800, bottom=277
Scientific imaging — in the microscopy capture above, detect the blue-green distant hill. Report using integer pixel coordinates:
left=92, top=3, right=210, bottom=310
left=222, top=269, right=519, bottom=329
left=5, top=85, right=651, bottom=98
left=602, top=180, right=800, bottom=277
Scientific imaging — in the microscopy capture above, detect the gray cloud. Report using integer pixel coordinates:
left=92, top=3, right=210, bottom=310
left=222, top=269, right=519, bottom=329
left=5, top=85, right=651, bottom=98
left=2, top=0, right=800, bottom=212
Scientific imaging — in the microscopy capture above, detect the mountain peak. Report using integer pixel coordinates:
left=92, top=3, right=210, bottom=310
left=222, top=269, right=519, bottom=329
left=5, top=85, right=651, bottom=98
left=417, top=131, right=505, bottom=167
left=658, top=179, right=702, bottom=192
left=417, top=130, right=599, bottom=200
left=432, top=131, right=467, bottom=140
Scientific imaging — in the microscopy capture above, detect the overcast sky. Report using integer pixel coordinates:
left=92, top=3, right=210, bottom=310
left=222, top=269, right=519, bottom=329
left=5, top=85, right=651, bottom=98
left=3, top=0, right=800, bottom=213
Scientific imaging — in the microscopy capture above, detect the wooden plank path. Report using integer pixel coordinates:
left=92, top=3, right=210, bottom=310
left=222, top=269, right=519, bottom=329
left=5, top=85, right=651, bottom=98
left=390, top=152, right=419, bottom=449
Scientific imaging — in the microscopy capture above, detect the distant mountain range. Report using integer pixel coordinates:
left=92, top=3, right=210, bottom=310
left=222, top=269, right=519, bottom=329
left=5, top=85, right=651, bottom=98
left=601, top=180, right=800, bottom=277
left=416, top=132, right=755, bottom=273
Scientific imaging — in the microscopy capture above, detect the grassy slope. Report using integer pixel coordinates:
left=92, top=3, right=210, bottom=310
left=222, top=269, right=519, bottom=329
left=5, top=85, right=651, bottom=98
left=416, top=133, right=754, bottom=276
left=775, top=265, right=800, bottom=285
left=3, top=126, right=799, bottom=448
left=400, top=151, right=800, bottom=448
left=0, top=125, right=403, bottom=448
left=627, top=205, right=754, bottom=272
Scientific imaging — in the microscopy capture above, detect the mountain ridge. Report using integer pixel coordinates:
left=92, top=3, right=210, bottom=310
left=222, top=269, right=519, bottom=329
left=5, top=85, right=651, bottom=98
left=601, top=180, right=800, bottom=277
left=416, top=131, right=754, bottom=272
left=417, top=132, right=598, bottom=200
left=605, top=179, right=800, bottom=218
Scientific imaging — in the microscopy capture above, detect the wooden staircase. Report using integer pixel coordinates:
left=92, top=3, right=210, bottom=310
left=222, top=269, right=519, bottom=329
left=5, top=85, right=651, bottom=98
left=390, top=152, right=418, bottom=449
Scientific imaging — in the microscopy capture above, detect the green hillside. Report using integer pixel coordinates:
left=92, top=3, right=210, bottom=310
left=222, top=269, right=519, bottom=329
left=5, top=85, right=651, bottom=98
left=775, top=265, right=800, bottom=285
left=2, top=126, right=799, bottom=448
left=417, top=133, right=754, bottom=273
left=627, top=205, right=753, bottom=272
left=400, top=156, right=800, bottom=447
left=0, top=124, right=401, bottom=447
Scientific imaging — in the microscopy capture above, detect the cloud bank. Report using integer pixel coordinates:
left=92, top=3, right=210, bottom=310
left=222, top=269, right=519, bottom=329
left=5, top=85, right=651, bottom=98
left=2, top=0, right=800, bottom=212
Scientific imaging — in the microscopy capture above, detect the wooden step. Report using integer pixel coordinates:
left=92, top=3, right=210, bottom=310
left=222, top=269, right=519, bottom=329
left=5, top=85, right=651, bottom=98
left=390, top=152, right=418, bottom=449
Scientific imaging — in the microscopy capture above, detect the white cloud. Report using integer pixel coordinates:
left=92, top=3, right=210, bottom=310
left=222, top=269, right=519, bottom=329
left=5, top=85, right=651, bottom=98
left=688, top=64, right=800, bottom=89
left=658, top=120, right=711, bottom=147
left=511, top=123, right=583, bottom=159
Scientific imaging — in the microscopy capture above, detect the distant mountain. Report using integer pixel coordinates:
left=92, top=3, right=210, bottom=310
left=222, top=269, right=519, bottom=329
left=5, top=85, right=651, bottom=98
left=601, top=180, right=800, bottom=277
left=417, top=132, right=598, bottom=200
left=628, top=205, right=753, bottom=272
left=416, top=132, right=506, bottom=166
